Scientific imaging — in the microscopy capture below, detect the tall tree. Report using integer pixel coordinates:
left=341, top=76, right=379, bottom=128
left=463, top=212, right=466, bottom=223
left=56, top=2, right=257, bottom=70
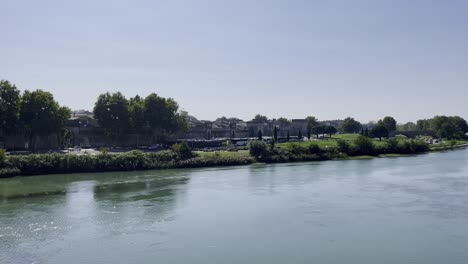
left=370, top=125, right=389, bottom=140
left=381, top=116, right=397, bottom=132
left=324, top=125, right=338, bottom=137
left=144, top=93, right=188, bottom=142
left=273, top=126, right=278, bottom=141
left=93, top=92, right=130, bottom=138
left=0, top=80, right=21, bottom=135
left=129, top=95, right=145, bottom=131
left=339, top=117, right=362, bottom=133
left=20, top=90, right=71, bottom=150
left=306, top=116, right=318, bottom=139
left=258, top=129, right=263, bottom=140
left=252, top=114, right=268, bottom=123
left=277, top=117, right=291, bottom=128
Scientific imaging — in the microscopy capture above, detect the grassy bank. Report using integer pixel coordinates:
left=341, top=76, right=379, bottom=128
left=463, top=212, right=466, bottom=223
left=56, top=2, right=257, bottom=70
left=1, top=136, right=466, bottom=178
left=0, top=149, right=255, bottom=178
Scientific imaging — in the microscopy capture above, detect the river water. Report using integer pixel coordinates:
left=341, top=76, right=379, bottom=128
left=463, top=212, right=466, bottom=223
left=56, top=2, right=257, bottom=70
left=1, top=149, right=468, bottom=264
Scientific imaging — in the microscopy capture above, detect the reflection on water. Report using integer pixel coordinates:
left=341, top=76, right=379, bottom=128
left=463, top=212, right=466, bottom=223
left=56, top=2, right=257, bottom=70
left=1, top=148, right=468, bottom=264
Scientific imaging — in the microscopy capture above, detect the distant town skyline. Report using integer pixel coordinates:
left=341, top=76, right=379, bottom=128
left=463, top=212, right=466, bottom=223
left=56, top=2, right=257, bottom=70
left=2, top=0, right=468, bottom=123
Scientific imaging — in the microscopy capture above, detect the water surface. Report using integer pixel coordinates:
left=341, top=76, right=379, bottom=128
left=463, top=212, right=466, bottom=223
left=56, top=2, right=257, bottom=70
left=1, top=149, right=468, bottom=264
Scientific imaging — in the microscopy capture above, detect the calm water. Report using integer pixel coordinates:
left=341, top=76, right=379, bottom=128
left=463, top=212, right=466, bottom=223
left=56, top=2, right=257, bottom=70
left=1, top=149, right=468, bottom=264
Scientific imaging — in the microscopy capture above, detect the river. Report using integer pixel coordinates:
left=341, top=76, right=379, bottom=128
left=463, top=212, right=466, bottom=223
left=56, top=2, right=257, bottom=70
left=1, top=148, right=468, bottom=263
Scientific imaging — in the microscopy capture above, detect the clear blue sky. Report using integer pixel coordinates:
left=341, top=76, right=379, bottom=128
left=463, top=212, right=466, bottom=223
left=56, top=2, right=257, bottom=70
left=2, top=0, right=467, bottom=123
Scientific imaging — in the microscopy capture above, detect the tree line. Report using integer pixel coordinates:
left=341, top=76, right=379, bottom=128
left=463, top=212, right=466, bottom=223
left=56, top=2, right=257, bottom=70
left=0, top=80, right=188, bottom=149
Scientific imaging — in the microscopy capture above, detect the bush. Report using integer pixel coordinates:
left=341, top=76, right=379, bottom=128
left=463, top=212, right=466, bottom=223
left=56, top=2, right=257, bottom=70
left=353, top=135, right=375, bottom=155
left=336, top=140, right=350, bottom=153
left=308, top=143, right=322, bottom=154
left=249, top=140, right=269, bottom=160
left=170, top=142, right=193, bottom=160
left=0, top=149, right=6, bottom=166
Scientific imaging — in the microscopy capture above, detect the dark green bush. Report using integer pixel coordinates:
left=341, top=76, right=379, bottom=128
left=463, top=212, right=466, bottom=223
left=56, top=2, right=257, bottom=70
left=308, top=143, right=322, bottom=154
left=170, top=143, right=193, bottom=160
left=249, top=140, right=269, bottom=160
left=336, top=140, right=350, bottom=153
left=353, top=135, right=375, bottom=155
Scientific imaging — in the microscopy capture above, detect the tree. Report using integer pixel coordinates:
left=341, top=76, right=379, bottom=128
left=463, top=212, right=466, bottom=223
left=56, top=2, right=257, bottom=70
left=298, top=130, right=303, bottom=140
left=398, top=122, right=417, bottom=131
left=277, top=117, right=291, bottom=128
left=129, top=95, right=145, bottom=131
left=143, top=93, right=188, bottom=142
left=381, top=116, right=397, bottom=132
left=287, top=130, right=290, bottom=141
left=252, top=114, right=268, bottom=123
left=258, top=130, right=263, bottom=140
left=0, top=80, right=21, bottom=135
left=273, top=126, right=278, bottom=141
left=339, top=117, right=362, bottom=133
left=324, top=125, right=338, bottom=137
left=370, top=125, right=389, bottom=140
left=93, top=92, right=130, bottom=139
left=311, top=125, right=326, bottom=139
left=306, top=116, right=318, bottom=139
left=19, top=90, right=71, bottom=150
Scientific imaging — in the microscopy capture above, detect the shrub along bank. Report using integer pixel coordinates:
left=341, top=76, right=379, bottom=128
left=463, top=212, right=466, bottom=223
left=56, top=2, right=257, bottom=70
left=0, top=143, right=254, bottom=178
left=249, top=135, right=430, bottom=163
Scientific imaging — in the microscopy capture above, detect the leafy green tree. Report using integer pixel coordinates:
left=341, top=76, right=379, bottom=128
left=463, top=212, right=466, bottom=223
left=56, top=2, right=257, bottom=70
left=0, top=80, right=21, bottom=135
left=306, top=116, right=318, bottom=139
left=416, top=119, right=431, bottom=131
left=273, top=126, right=278, bottom=141
left=370, top=125, right=389, bottom=140
left=311, top=125, right=326, bottom=139
left=252, top=114, right=268, bottom=123
left=340, top=117, right=362, bottom=133
left=93, top=92, right=130, bottom=138
left=277, top=117, right=291, bottom=128
left=324, top=125, right=338, bottom=137
left=129, top=95, right=145, bottom=130
left=143, top=94, right=187, bottom=142
left=381, top=116, right=397, bottom=132
left=398, top=122, right=417, bottom=131
left=20, top=90, right=71, bottom=150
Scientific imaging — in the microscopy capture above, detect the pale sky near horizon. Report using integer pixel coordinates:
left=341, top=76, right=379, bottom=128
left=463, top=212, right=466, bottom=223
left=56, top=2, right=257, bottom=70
left=1, top=0, right=467, bottom=123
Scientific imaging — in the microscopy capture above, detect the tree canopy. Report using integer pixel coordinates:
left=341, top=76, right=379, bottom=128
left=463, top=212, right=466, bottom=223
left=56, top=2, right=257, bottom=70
left=20, top=90, right=71, bottom=143
left=340, top=117, right=362, bottom=133
left=0, top=80, right=21, bottom=134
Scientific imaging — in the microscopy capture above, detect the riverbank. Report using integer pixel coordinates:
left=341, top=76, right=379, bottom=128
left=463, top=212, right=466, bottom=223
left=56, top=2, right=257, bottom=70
left=1, top=137, right=466, bottom=178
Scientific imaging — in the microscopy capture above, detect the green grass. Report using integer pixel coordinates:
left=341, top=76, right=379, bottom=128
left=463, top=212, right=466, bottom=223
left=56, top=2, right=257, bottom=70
left=195, top=150, right=250, bottom=158
left=277, top=134, right=388, bottom=150
left=429, top=139, right=467, bottom=150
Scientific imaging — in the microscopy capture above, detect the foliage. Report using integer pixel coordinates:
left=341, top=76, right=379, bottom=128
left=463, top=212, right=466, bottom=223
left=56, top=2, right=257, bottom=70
left=337, top=140, right=350, bottom=153
left=381, top=116, right=397, bottom=132
left=170, top=142, right=193, bottom=159
left=93, top=92, right=130, bottom=136
left=277, top=117, right=291, bottom=128
left=0, top=80, right=21, bottom=134
left=252, top=114, right=268, bottom=123
left=340, top=117, right=362, bottom=133
left=20, top=90, right=71, bottom=149
left=308, top=143, right=321, bottom=154
left=306, top=116, right=318, bottom=138
left=249, top=140, right=268, bottom=160
left=370, top=125, right=389, bottom=140
left=353, top=135, right=375, bottom=155
left=0, top=149, right=6, bottom=165
left=398, top=122, right=417, bottom=131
